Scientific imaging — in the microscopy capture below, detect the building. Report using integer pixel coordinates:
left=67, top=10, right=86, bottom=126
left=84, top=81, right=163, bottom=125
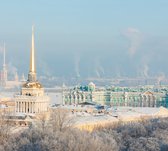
left=14, top=26, right=50, bottom=115
left=0, top=43, right=7, bottom=86
left=63, top=82, right=168, bottom=108
left=0, top=43, right=22, bottom=89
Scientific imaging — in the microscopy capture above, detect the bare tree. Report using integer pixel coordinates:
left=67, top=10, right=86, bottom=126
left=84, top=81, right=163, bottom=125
left=0, top=110, right=13, bottom=144
left=0, top=109, right=15, bottom=151
left=36, top=113, right=49, bottom=133
left=49, top=108, right=74, bottom=132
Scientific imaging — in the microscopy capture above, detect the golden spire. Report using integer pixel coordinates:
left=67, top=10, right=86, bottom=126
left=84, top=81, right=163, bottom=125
left=30, top=25, right=35, bottom=73
left=28, top=26, right=36, bottom=82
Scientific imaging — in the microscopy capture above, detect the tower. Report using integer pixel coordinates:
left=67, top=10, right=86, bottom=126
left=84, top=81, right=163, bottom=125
left=15, top=26, right=50, bottom=115
left=28, top=26, right=36, bottom=82
left=21, top=73, right=26, bottom=82
left=0, top=43, right=7, bottom=86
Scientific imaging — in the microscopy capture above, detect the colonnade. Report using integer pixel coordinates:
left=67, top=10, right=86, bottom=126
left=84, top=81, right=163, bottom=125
left=65, top=94, right=93, bottom=104
left=16, top=101, right=48, bottom=113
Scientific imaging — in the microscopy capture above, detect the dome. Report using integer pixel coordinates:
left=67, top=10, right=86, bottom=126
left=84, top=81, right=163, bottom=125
left=22, top=81, right=43, bottom=88
left=88, top=82, right=96, bottom=91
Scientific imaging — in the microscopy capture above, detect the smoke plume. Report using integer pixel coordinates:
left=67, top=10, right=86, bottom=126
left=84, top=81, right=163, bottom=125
left=123, top=27, right=142, bottom=57
left=94, top=57, right=104, bottom=78
left=74, top=55, right=80, bottom=78
left=7, top=62, right=17, bottom=77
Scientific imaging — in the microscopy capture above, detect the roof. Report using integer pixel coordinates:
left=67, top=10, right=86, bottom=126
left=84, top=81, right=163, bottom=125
left=143, top=91, right=154, bottom=95
left=22, top=81, right=43, bottom=88
left=79, top=101, right=97, bottom=106
left=154, top=106, right=168, bottom=116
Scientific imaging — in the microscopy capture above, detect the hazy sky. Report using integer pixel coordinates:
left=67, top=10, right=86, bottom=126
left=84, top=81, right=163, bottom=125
left=0, top=0, right=168, bottom=78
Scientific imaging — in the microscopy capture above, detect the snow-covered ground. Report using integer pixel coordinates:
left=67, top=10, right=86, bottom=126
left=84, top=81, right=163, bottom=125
left=47, top=92, right=62, bottom=104
left=55, top=106, right=168, bottom=131
left=1, top=91, right=168, bottom=132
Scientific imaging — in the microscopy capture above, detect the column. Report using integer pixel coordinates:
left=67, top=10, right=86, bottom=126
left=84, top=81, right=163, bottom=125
left=26, top=102, right=28, bottom=113
left=19, top=102, right=20, bottom=112
left=24, top=102, right=26, bottom=113
left=31, top=102, right=33, bottom=113
left=31, top=102, right=32, bottom=113
left=35, top=102, right=36, bottom=113
left=23, top=102, right=25, bottom=113
left=18, top=102, right=19, bottom=112
left=30, top=102, right=32, bottom=113
left=39, top=103, right=40, bottom=112
left=29, top=102, right=31, bottom=113
left=16, top=102, right=18, bottom=112
left=28, top=102, right=29, bottom=113
left=32, top=102, right=33, bottom=113
left=38, top=103, right=39, bottom=113
left=34, top=102, right=35, bottom=113
left=41, top=103, right=43, bottom=112
left=21, top=102, right=23, bottom=112
left=32, top=102, right=34, bottom=113
left=20, top=102, right=22, bottom=112
left=21, top=102, right=23, bottom=113
left=40, top=102, right=43, bottom=111
left=33, top=102, right=35, bottom=113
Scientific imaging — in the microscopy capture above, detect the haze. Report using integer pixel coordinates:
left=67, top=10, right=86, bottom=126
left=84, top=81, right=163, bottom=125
left=0, top=0, right=168, bottom=78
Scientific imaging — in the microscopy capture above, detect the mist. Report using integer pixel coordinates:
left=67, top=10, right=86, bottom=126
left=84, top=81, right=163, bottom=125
left=0, top=1, right=168, bottom=78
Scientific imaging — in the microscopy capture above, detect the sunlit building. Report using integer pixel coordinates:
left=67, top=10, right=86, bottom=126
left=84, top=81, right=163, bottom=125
left=63, top=83, right=168, bottom=108
left=0, top=43, right=22, bottom=89
left=14, top=26, right=50, bottom=115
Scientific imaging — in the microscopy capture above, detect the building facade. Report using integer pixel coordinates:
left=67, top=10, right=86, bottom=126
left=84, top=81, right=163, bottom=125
left=63, top=83, right=168, bottom=108
left=14, top=26, right=50, bottom=114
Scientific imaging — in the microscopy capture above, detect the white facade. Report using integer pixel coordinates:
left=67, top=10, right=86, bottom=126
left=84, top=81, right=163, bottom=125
left=15, top=95, right=49, bottom=114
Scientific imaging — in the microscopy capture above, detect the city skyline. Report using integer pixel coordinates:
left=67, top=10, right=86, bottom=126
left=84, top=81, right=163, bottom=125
left=0, top=1, right=168, bottom=78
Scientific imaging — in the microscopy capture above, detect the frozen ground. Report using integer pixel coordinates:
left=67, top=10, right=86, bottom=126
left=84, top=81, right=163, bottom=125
left=47, top=92, right=62, bottom=104
left=1, top=91, right=168, bottom=131
left=55, top=105, right=168, bottom=131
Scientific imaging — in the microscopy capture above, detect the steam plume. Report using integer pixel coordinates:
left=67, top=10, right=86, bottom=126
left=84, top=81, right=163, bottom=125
left=123, top=27, right=142, bottom=57
left=94, top=57, right=104, bottom=78
left=74, top=55, right=80, bottom=78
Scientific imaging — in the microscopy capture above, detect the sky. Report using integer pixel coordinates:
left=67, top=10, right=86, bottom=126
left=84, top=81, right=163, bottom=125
left=0, top=0, right=168, bottom=78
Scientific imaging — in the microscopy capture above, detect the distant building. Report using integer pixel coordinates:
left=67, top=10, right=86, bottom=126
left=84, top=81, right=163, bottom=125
left=0, top=43, right=21, bottom=89
left=63, top=83, right=168, bottom=108
left=0, top=43, right=7, bottom=86
left=14, top=26, right=50, bottom=115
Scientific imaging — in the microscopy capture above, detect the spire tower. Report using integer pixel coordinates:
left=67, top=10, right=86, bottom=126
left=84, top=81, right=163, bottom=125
left=28, top=25, right=36, bottom=82
left=15, top=26, right=50, bottom=115
left=0, top=42, right=7, bottom=86
left=3, top=43, right=6, bottom=68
